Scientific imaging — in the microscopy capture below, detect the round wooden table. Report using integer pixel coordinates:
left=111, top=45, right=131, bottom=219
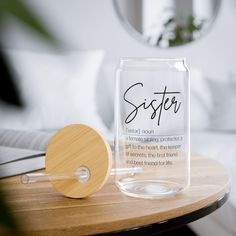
left=0, top=155, right=230, bottom=235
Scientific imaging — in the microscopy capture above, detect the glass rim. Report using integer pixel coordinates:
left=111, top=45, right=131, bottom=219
left=118, top=57, right=188, bottom=70
left=120, top=57, right=186, bottom=62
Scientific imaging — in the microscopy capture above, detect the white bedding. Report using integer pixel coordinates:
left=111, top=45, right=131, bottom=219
left=191, top=131, right=236, bottom=235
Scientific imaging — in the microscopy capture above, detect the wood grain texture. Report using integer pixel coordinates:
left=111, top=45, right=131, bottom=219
left=45, top=124, right=113, bottom=198
left=0, top=155, right=230, bottom=235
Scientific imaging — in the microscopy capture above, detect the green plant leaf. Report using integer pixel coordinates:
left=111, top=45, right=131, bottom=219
left=0, top=0, right=59, bottom=47
left=0, top=49, right=22, bottom=106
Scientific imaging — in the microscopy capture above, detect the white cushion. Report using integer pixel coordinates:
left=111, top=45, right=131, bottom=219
left=207, top=78, right=236, bottom=131
left=0, top=50, right=108, bottom=135
left=190, top=68, right=213, bottom=130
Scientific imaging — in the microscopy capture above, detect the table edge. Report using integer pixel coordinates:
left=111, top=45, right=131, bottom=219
left=100, top=191, right=230, bottom=235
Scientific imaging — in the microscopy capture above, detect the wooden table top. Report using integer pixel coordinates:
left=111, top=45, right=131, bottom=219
left=0, top=155, right=230, bottom=235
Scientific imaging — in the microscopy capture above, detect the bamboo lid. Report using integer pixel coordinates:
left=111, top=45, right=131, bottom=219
left=45, top=124, right=113, bottom=198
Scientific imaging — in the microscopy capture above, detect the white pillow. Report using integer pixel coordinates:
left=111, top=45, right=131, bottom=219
left=208, top=78, right=236, bottom=131
left=190, top=68, right=213, bottom=130
left=0, top=50, right=108, bottom=135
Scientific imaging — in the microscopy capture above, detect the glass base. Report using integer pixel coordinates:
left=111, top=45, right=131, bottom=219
left=117, top=180, right=184, bottom=199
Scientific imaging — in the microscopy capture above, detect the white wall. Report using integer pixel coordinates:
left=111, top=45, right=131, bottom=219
left=1, top=0, right=236, bottom=81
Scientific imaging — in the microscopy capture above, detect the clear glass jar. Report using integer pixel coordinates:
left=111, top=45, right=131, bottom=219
left=114, top=58, right=190, bottom=199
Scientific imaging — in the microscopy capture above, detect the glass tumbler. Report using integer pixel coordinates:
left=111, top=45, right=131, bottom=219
left=114, top=58, right=190, bottom=199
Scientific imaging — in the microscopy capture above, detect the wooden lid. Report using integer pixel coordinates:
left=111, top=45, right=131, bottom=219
left=45, top=124, right=113, bottom=198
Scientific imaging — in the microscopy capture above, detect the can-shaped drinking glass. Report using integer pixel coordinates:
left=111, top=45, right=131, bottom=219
left=115, top=58, right=190, bottom=199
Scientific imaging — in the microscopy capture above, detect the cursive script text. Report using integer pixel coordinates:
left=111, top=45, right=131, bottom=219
left=123, top=83, right=181, bottom=126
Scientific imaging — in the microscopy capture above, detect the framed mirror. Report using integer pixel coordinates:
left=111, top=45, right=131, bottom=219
left=113, top=0, right=221, bottom=48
